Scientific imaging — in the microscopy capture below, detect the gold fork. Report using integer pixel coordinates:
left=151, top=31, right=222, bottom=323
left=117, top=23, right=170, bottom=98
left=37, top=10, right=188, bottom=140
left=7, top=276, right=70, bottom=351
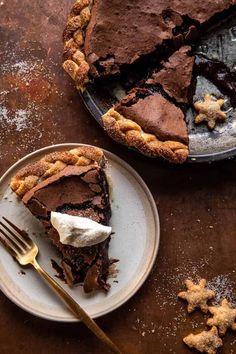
left=0, top=216, right=122, bottom=354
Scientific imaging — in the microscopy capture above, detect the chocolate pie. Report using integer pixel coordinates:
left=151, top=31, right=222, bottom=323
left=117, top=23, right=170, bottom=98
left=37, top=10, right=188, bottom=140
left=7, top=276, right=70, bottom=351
left=62, top=0, right=236, bottom=163
left=10, top=146, right=113, bottom=293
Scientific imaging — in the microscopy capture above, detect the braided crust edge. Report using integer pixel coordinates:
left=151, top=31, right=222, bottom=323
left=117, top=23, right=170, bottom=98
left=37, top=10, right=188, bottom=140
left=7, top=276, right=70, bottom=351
left=62, top=0, right=93, bottom=91
left=102, top=108, right=189, bottom=164
left=10, top=146, right=105, bottom=198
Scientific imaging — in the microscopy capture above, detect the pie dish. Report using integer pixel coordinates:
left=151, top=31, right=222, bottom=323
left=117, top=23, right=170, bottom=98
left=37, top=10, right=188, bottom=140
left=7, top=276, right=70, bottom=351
left=10, top=146, right=113, bottom=293
left=62, top=0, right=236, bottom=163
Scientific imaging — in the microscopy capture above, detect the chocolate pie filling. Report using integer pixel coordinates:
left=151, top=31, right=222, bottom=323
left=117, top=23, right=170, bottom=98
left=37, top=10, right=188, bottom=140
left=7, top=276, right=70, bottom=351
left=110, top=40, right=236, bottom=150
left=112, top=46, right=197, bottom=145
left=116, top=89, right=188, bottom=145
left=23, top=165, right=112, bottom=293
left=84, top=0, right=235, bottom=77
left=145, top=46, right=194, bottom=104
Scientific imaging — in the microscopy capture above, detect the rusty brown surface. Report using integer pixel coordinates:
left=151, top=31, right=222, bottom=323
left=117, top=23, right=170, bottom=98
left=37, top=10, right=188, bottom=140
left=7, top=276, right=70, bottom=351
left=1, top=1, right=236, bottom=354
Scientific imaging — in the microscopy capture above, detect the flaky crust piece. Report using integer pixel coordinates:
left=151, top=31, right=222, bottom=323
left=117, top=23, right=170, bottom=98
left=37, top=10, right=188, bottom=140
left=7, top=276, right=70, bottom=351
left=10, top=146, right=105, bottom=198
left=63, top=0, right=93, bottom=90
left=183, top=326, right=223, bottom=354
left=178, top=278, right=215, bottom=313
left=102, top=108, right=189, bottom=164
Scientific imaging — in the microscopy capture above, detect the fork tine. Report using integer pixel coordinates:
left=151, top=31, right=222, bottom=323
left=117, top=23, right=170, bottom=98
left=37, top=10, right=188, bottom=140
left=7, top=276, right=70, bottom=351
left=0, top=228, right=21, bottom=257
left=2, top=217, right=33, bottom=246
left=0, top=234, right=18, bottom=258
left=0, top=221, right=29, bottom=251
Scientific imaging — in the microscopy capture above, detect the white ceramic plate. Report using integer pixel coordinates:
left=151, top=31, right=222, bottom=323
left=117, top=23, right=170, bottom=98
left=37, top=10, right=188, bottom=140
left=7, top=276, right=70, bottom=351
left=0, top=144, right=160, bottom=322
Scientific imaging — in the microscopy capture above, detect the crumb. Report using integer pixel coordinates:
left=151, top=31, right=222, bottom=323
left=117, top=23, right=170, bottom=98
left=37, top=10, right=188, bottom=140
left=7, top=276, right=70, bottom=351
left=132, top=318, right=156, bottom=337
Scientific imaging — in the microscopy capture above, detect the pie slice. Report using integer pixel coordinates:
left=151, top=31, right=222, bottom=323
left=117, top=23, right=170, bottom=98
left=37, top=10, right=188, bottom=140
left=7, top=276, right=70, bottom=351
left=102, top=89, right=189, bottom=163
left=102, top=46, right=194, bottom=163
left=62, top=0, right=235, bottom=90
left=145, top=46, right=194, bottom=104
left=10, top=146, right=113, bottom=293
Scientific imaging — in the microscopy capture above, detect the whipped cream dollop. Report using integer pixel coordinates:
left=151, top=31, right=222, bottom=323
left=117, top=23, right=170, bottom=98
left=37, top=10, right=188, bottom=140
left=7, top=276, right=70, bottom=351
left=50, top=212, right=112, bottom=248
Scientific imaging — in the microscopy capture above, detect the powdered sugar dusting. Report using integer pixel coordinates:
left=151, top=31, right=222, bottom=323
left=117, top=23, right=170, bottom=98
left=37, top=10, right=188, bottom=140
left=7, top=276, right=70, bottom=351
left=13, top=109, right=32, bottom=131
left=207, top=274, right=236, bottom=306
left=149, top=257, right=210, bottom=310
left=132, top=317, right=156, bottom=337
left=2, top=60, right=38, bottom=77
left=0, top=106, right=8, bottom=121
left=0, top=106, right=32, bottom=131
left=130, top=254, right=236, bottom=349
left=0, top=42, right=65, bottom=160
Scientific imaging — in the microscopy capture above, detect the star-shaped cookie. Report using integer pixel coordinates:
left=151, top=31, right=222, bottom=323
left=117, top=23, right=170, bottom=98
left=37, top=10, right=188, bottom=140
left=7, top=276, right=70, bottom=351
left=207, top=299, right=236, bottom=336
left=178, top=279, right=215, bottom=313
left=194, top=94, right=226, bottom=130
left=183, top=326, right=223, bottom=354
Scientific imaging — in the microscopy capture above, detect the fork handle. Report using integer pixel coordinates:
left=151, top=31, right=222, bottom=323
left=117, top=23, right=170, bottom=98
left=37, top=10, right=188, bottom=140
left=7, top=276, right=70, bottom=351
left=31, top=259, right=122, bottom=354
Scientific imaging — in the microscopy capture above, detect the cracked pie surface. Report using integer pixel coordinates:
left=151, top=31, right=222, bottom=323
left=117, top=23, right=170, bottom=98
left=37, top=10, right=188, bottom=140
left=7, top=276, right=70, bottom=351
left=62, top=0, right=236, bottom=163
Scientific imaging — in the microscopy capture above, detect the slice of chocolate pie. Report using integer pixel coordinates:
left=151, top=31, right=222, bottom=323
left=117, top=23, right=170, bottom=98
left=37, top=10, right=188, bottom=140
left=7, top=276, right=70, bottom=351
left=10, top=146, right=113, bottom=293
left=102, top=46, right=194, bottom=163
left=145, top=46, right=194, bottom=104
left=102, top=89, right=189, bottom=163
